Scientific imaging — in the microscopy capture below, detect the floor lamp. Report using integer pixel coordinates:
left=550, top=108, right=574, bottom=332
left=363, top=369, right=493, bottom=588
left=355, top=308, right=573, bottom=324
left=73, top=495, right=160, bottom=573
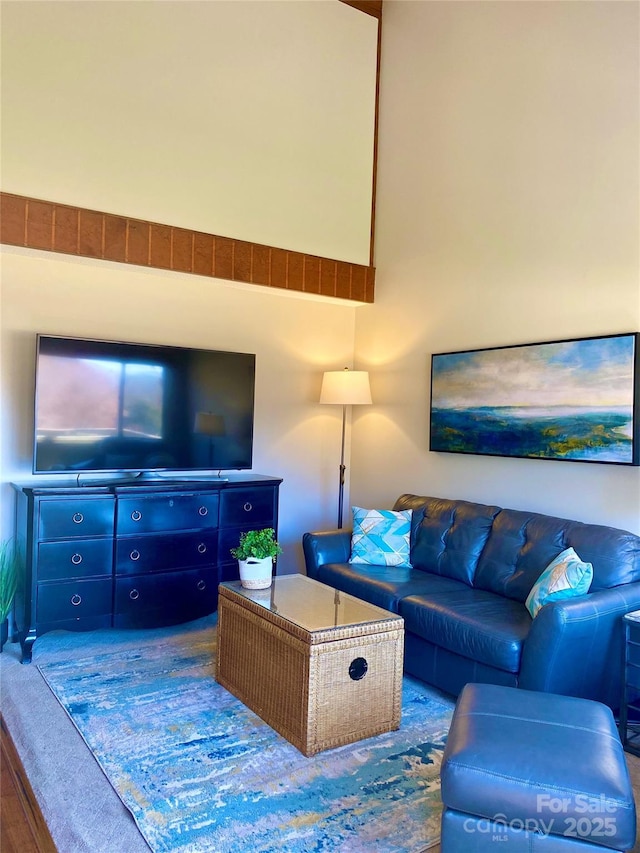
left=320, top=368, right=372, bottom=529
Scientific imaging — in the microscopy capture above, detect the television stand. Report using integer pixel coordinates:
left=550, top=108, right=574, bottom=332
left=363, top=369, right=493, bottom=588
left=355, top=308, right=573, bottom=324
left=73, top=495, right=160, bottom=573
left=12, top=474, right=282, bottom=662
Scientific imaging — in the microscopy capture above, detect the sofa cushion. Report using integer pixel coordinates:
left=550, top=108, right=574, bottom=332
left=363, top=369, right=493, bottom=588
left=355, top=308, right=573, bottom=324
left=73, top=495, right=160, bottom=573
left=393, top=496, right=500, bottom=586
left=564, top=520, right=640, bottom=591
left=315, top=562, right=465, bottom=614
left=525, top=546, right=593, bottom=618
left=350, top=506, right=412, bottom=568
left=474, top=508, right=640, bottom=601
left=472, top=509, right=566, bottom=601
left=400, top=587, right=531, bottom=673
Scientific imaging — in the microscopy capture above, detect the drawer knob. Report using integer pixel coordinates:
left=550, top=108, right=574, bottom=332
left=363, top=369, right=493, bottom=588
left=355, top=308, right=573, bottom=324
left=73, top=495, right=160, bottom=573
left=129, top=589, right=140, bottom=600
left=70, top=593, right=82, bottom=606
left=243, top=502, right=253, bottom=513
left=197, top=542, right=207, bottom=554
left=72, top=512, right=84, bottom=524
left=131, top=510, right=142, bottom=522
left=129, top=549, right=141, bottom=562
left=198, top=506, right=208, bottom=517
left=71, top=553, right=83, bottom=565
left=197, top=580, right=206, bottom=591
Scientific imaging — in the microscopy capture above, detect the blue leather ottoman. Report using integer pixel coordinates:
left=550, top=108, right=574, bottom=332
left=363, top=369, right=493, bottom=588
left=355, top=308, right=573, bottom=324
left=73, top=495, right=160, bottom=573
left=441, top=683, right=636, bottom=852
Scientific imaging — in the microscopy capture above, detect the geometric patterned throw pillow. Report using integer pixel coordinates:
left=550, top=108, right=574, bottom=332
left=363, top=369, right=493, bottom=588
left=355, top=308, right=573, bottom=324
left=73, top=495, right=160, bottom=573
left=525, top=546, right=593, bottom=619
left=350, top=506, right=412, bottom=568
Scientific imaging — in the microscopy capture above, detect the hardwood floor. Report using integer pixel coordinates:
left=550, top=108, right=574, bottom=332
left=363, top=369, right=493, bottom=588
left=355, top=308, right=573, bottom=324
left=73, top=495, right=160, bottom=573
left=1, top=715, right=56, bottom=853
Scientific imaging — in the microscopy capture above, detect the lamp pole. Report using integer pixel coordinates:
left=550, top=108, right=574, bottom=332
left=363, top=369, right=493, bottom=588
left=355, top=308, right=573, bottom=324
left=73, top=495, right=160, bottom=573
left=338, top=402, right=347, bottom=529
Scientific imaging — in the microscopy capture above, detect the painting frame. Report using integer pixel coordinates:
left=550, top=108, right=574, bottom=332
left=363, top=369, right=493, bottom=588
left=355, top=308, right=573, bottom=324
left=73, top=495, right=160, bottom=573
left=429, top=332, right=640, bottom=466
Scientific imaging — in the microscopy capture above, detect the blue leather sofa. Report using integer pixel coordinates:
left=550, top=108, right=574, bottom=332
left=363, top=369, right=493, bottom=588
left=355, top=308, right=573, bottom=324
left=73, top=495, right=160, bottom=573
left=302, top=494, right=640, bottom=710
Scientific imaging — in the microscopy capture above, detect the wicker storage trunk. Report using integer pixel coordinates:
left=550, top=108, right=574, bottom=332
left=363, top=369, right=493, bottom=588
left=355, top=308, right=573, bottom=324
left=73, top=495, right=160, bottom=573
left=216, top=576, right=405, bottom=756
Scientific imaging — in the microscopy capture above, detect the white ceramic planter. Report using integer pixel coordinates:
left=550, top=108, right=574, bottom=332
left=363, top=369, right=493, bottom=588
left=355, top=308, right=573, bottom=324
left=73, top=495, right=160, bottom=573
left=238, top=557, right=273, bottom=589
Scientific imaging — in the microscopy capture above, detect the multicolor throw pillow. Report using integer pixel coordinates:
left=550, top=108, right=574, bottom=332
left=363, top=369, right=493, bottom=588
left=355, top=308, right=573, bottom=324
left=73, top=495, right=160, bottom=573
left=350, top=506, right=412, bottom=568
left=525, top=546, right=593, bottom=619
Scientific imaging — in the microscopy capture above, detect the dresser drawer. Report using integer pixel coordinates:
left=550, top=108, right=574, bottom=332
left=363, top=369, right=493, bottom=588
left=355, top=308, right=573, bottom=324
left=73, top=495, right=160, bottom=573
left=114, top=567, right=217, bottom=628
left=39, top=498, right=115, bottom=540
left=115, top=531, right=218, bottom=576
left=220, top=488, right=276, bottom=527
left=117, top=493, right=219, bottom=534
left=219, top=559, right=241, bottom=583
left=37, top=578, right=112, bottom=623
left=38, top=539, right=113, bottom=582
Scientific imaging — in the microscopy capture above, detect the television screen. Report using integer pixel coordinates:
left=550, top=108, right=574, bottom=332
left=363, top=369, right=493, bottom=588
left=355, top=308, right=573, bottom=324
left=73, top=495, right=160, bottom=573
left=33, top=335, right=255, bottom=475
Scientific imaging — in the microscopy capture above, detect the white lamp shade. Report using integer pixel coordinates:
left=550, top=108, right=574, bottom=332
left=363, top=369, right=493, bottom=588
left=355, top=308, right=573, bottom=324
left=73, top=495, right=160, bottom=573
left=319, top=369, right=372, bottom=405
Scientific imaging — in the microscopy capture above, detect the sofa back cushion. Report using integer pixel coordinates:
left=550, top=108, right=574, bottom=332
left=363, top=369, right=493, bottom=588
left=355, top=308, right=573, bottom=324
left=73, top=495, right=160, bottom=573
left=473, top=509, right=640, bottom=600
left=394, top=494, right=640, bottom=600
left=473, top=510, right=566, bottom=600
left=394, top=495, right=500, bottom=586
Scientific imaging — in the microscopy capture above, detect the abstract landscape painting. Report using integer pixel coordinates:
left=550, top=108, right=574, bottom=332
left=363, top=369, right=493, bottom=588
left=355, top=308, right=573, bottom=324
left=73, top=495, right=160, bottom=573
left=430, top=333, right=639, bottom=465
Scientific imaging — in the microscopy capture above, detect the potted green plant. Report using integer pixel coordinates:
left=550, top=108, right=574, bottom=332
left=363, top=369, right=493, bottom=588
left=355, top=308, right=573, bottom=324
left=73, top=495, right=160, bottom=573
left=230, top=528, right=282, bottom=590
left=0, top=539, right=20, bottom=652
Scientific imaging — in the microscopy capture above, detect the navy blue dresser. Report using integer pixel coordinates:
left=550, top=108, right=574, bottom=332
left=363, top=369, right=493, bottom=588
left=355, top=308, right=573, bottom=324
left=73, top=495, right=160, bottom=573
left=13, top=475, right=281, bottom=662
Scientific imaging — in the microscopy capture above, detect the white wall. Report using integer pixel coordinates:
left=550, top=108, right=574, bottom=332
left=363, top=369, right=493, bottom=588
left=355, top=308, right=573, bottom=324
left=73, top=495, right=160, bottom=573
left=2, top=0, right=639, bottom=563
left=1, top=0, right=377, bottom=265
left=353, top=0, right=640, bottom=534
left=0, top=247, right=364, bottom=572
left=0, top=0, right=377, bottom=574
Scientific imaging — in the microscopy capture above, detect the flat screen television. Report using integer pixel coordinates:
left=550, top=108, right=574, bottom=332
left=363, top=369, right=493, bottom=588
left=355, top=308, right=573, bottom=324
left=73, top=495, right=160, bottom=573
left=33, top=334, right=256, bottom=478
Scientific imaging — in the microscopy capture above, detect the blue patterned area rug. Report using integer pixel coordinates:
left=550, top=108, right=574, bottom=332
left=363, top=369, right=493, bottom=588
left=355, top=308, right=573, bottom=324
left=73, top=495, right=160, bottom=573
left=38, top=620, right=453, bottom=853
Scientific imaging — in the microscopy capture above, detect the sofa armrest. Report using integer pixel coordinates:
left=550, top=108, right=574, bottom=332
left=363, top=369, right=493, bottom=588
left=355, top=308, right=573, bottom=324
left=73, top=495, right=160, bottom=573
left=302, top=530, right=351, bottom=579
left=519, top=583, right=640, bottom=710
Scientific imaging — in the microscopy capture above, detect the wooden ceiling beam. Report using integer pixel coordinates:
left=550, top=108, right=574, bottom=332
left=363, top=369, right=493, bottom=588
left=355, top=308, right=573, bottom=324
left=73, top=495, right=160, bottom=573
left=339, top=1, right=382, bottom=20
